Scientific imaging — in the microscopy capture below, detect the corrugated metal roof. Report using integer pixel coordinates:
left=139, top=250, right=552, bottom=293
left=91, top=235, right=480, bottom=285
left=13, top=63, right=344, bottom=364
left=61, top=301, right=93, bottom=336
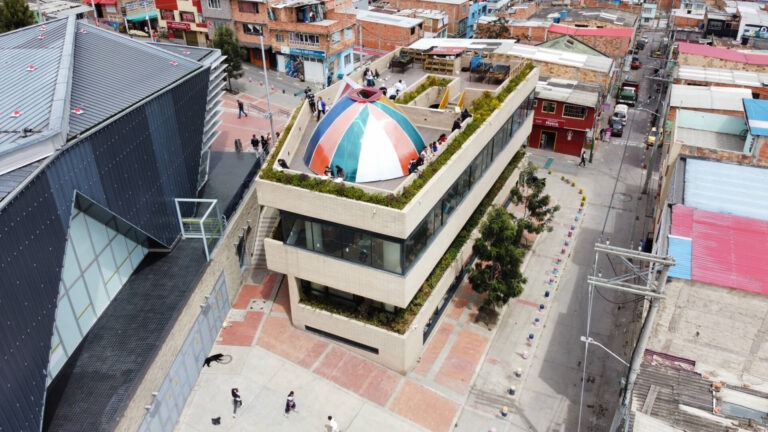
left=536, top=77, right=600, bottom=107
left=0, top=161, right=41, bottom=200
left=684, top=158, right=768, bottom=221
left=68, top=21, right=201, bottom=137
left=677, top=41, right=768, bottom=65
left=148, top=42, right=215, bottom=62
left=676, top=65, right=768, bottom=87
left=548, top=23, right=634, bottom=38
left=0, top=19, right=68, bottom=150
left=669, top=85, right=752, bottom=111
left=667, top=235, right=692, bottom=280
left=743, top=99, right=768, bottom=137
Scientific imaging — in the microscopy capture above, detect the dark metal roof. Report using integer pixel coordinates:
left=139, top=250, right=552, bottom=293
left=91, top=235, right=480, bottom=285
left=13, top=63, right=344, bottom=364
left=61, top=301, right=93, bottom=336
left=148, top=41, right=216, bottom=62
left=43, top=240, right=208, bottom=431
left=0, top=160, right=41, bottom=200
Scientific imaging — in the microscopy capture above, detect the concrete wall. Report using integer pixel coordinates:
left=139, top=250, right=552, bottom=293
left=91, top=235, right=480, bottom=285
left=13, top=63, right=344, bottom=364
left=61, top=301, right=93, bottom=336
left=117, top=182, right=263, bottom=431
left=286, top=157, right=528, bottom=373
left=508, top=24, right=549, bottom=43
left=677, top=53, right=768, bottom=73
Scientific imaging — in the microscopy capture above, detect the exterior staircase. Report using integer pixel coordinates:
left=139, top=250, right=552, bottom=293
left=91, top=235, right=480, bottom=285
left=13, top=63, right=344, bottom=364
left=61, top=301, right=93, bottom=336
left=251, top=206, right=279, bottom=268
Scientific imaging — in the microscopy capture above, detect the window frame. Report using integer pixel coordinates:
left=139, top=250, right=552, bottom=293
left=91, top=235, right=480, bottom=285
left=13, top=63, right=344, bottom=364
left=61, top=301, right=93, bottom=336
left=541, top=101, right=557, bottom=114
left=562, top=104, right=588, bottom=120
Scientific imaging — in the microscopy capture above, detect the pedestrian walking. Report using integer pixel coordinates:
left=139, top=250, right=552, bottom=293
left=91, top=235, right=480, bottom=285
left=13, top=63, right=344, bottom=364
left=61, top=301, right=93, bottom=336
left=250, top=134, right=259, bottom=150
left=306, top=90, right=316, bottom=114
left=316, top=97, right=327, bottom=121
left=284, top=391, right=297, bottom=416
left=324, top=415, right=339, bottom=432
left=231, top=388, right=242, bottom=418
left=599, top=128, right=606, bottom=142
left=237, top=100, right=247, bottom=118
left=579, top=151, right=587, bottom=167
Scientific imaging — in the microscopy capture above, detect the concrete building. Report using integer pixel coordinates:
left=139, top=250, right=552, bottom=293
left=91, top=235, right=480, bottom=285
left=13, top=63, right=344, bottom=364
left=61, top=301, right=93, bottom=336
left=231, top=0, right=356, bottom=82
left=355, top=10, right=424, bottom=52
left=675, top=65, right=768, bottom=100
left=466, top=0, right=488, bottom=38
left=529, top=77, right=601, bottom=157
left=0, top=17, right=228, bottom=431
left=200, top=0, right=233, bottom=37
left=674, top=41, right=768, bottom=73
left=388, top=0, right=471, bottom=38
left=545, top=23, right=635, bottom=58
left=154, top=0, right=210, bottom=45
left=254, top=48, right=537, bottom=372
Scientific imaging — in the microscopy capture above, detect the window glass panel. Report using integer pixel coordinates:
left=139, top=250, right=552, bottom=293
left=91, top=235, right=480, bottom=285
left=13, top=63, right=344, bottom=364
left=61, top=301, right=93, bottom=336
left=381, top=239, right=402, bottom=273
left=541, top=101, right=556, bottom=113
left=55, top=300, right=80, bottom=355
left=68, top=277, right=90, bottom=320
left=62, top=242, right=81, bottom=288
left=77, top=305, right=97, bottom=335
left=85, top=215, right=109, bottom=254
left=70, top=213, right=95, bottom=266
left=319, top=224, right=342, bottom=257
left=84, top=262, right=108, bottom=315
left=343, top=230, right=372, bottom=265
left=97, top=244, right=118, bottom=284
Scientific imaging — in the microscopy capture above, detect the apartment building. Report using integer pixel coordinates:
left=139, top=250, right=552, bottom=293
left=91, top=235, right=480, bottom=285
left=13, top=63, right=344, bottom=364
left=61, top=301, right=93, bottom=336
left=389, top=0, right=471, bottom=37
left=255, top=49, right=537, bottom=371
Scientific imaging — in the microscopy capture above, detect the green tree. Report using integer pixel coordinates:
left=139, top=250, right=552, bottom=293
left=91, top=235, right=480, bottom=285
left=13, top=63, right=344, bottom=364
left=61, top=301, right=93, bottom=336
left=212, top=26, right=243, bottom=92
left=474, top=17, right=510, bottom=40
left=468, top=206, right=527, bottom=312
left=0, top=0, right=37, bottom=33
left=509, top=162, right=560, bottom=246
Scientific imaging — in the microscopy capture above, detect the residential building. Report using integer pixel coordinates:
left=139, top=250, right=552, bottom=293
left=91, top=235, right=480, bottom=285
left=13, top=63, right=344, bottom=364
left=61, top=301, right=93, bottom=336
left=466, top=0, right=488, bottom=38
left=156, top=0, right=209, bottom=45
left=0, top=17, right=227, bottom=431
left=232, top=0, right=356, bottom=82
left=675, top=65, right=768, bottom=100
left=529, top=77, right=601, bottom=157
left=671, top=0, right=706, bottom=30
left=200, top=0, right=233, bottom=37
left=674, top=41, right=768, bottom=73
left=537, top=35, right=607, bottom=57
left=640, top=2, right=657, bottom=26
left=411, top=9, right=449, bottom=38
left=389, top=0, right=471, bottom=38
left=545, top=23, right=634, bottom=59
left=255, top=48, right=538, bottom=372
left=733, top=1, right=768, bottom=45
left=355, top=10, right=423, bottom=52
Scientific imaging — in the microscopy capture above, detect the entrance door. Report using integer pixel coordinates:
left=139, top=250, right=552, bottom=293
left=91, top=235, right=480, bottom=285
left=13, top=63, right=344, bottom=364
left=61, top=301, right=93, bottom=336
left=540, top=130, right=557, bottom=151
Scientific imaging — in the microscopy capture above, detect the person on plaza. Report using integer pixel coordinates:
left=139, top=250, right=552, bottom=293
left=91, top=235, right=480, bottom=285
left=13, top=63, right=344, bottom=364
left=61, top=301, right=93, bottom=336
left=284, top=390, right=297, bottom=416
left=316, top=96, right=327, bottom=121
left=452, top=117, right=462, bottom=132
left=262, top=135, right=270, bottom=154
left=579, top=151, right=587, bottom=167
left=250, top=134, right=259, bottom=150
left=231, top=388, right=242, bottom=417
left=373, top=69, right=380, bottom=80
left=325, top=415, right=339, bottom=432
left=237, top=99, right=247, bottom=119
left=323, top=166, right=333, bottom=176
left=365, top=69, right=374, bottom=87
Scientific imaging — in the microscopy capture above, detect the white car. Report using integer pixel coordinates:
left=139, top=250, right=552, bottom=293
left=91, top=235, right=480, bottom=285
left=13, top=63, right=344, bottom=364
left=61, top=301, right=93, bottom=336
left=611, top=104, right=629, bottom=125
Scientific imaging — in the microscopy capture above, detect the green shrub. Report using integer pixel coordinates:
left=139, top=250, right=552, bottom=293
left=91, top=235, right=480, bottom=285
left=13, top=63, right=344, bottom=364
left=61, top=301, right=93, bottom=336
left=396, top=76, right=452, bottom=105
left=258, top=62, right=534, bottom=211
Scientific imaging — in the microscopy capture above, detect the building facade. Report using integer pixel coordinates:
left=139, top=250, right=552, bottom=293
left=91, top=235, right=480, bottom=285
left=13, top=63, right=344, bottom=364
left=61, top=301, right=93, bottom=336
left=255, top=50, right=538, bottom=372
left=355, top=10, right=424, bottom=53
left=155, top=0, right=209, bottom=45
left=0, top=18, right=223, bottom=430
left=390, top=0, right=470, bottom=38
left=528, top=78, right=600, bottom=157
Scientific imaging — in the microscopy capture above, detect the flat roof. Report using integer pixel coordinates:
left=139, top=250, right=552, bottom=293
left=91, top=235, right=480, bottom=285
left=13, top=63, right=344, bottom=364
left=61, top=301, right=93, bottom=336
left=675, top=127, right=745, bottom=152
left=676, top=65, right=768, bottom=87
left=530, top=7, right=637, bottom=25
left=535, top=76, right=600, bottom=107
left=677, top=41, right=768, bottom=66
left=357, top=10, right=423, bottom=27
left=408, top=38, right=614, bottom=73
left=548, top=23, right=634, bottom=38
left=669, top=85, right=752, bottom=111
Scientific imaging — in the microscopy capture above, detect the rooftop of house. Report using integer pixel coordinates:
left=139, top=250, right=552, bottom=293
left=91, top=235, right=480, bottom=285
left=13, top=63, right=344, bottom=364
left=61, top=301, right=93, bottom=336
left=535, top=76, right=601, bottom=107
left=669, top=85, right=752, bottom=111
left=356, top=10, right=424, bottom=27
left=29, top=0, right=92, bottom=19
left=408, top=38, right=614, bottom=73
left=529, top=7, right=638, bottom=27
left=547, top=23, right=635, bottom=38
left=743, top=99, right=768, bottom=136
left=676, top=41, right=768, bottom=66
left=676, top=65, right=768, bottom=87
left=536, top=35, right=607, bottom=57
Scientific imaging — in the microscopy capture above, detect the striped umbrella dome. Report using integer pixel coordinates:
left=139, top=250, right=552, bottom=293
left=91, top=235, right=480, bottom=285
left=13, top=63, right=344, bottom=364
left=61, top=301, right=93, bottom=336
left=303, top=88, right=425, bottom=183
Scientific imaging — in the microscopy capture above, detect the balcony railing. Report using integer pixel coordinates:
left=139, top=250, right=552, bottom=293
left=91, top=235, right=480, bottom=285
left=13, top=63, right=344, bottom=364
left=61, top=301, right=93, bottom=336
left=290, top=39, right=320, bottom=48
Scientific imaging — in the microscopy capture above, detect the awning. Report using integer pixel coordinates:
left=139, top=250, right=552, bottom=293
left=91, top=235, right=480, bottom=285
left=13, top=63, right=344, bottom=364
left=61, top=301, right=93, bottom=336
left=241, top=41, right=272, bottom=50
left=127, top=10, right=158, bottom=21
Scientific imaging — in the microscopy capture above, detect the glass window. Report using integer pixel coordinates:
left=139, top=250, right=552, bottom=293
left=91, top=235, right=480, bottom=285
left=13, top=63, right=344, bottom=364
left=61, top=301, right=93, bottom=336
left=344, top=27, right=353, bottom=40
left=275, top=33, right=285, bottom=43
left=180, top=11, right=196, bottom=22
left=319, top=224, right=342, bottom=257
left=242, top=22, right=262, bottom=35
left=541, top=101, right=556, bottom=114
left=331, top=31, right=341, bottom=43
left=208, top=0, right=221, bottom=9
left=563, top=104, right=587, bottom=119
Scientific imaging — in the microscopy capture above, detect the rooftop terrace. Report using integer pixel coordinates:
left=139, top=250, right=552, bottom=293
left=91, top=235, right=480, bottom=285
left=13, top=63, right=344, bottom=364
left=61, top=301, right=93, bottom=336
left=261, top=48, right=532, bottom=207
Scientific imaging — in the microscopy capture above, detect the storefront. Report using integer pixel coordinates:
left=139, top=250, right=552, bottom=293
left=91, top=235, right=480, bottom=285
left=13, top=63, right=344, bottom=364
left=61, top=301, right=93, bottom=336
left=275, top=46, right=353, bottom=84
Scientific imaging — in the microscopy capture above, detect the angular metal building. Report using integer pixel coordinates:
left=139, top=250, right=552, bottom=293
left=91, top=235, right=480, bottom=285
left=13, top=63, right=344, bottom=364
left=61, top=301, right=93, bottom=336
left=0, top=17, right=224, bottom=430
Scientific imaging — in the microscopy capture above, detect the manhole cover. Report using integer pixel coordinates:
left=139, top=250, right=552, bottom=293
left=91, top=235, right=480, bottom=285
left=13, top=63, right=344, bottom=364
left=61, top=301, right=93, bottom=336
left=248, top=299, right=269, bottom=312
left=616, top=193, right=632, bottom=202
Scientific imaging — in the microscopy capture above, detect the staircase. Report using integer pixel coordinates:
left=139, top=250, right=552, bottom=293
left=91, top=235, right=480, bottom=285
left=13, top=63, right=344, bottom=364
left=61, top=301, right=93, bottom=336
left=251, top=206, right=279, bottom=268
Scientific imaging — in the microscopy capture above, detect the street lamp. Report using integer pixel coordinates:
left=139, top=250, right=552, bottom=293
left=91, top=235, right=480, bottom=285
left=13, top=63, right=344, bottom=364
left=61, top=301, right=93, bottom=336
left=580, top=336, right=629, bottom=367
left=256, top=28, right=277, bottom=150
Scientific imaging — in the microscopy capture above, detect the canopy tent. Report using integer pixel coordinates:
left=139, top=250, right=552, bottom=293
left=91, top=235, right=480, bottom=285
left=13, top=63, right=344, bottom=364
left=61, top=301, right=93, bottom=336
left=303, top=88, right=425, bottom=183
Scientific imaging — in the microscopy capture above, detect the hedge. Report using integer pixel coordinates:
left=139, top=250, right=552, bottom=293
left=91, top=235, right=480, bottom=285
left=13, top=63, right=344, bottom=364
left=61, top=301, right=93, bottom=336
left=395, top=76, right=452, bottom=105
left=258, top=62, right=534, bottom=210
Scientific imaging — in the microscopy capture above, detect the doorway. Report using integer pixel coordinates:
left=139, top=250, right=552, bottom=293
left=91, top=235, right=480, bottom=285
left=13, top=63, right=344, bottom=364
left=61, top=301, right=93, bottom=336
left=540, top=130, right=557, bottom=151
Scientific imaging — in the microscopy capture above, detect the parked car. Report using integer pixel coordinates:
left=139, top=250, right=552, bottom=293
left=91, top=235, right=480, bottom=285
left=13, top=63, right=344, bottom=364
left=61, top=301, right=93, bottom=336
left=610, top=120, right=624, bottom=137
left=646, top=127, right=663, bottom=147
left=611, top=104, right=629, bottom=125
left=630, top=56, right=642, bottom=70
left=636, top=37, right=648, bottom=51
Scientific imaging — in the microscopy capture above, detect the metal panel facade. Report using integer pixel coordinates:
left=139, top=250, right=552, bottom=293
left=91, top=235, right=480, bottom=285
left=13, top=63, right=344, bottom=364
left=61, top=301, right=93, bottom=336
left=0, top=68, right=209, bottom=431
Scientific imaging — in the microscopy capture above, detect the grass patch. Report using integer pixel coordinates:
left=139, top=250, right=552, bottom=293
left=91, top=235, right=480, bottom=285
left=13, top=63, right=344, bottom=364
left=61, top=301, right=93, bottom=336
left=395, top=76, right=452, bottom=105
left=258, top=62, right=534, bottom=210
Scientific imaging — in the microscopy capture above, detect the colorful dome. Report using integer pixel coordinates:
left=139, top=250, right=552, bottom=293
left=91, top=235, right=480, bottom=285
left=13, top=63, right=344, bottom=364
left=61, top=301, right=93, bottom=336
left=303, top=88, right=425, bottom=183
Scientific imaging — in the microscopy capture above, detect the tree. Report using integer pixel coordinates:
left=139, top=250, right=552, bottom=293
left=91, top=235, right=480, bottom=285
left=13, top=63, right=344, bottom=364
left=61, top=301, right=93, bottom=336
left=509, top=162, right=560, bottom=246
left=469, top=206, right=527, bottom=313
left=212, top=26, right=243, bottom=92
left=0, top=0, right=36, bottom=33
left=474, top=17, right=510, bottom=40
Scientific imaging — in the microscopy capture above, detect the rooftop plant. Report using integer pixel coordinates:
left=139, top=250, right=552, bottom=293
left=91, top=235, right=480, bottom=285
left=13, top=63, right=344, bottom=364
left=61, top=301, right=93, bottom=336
left=259, top=62, right=534, bottom=210
left=395, top=75, right=452, bottom=105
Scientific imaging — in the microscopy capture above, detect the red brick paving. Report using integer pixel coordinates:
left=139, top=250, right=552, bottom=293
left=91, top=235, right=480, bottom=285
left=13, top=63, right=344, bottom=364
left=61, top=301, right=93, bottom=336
left=390, top=380, right=459, bottom=432
left=256, top=316, right=328, bottom=369
left=445, top=296, right=468, bottom=321
left=434, top=329, right=489, bottom=395
left=219, top=311, right=263, bottom=346
left=515, top=298, right=541, bottom=309
left=412, top=322, right=454, bottom=378
left=313, top=346, right=402, bottom=407
left=232, top=283, right=273, bottom=309
left=270, top=277, right=290, bottom=315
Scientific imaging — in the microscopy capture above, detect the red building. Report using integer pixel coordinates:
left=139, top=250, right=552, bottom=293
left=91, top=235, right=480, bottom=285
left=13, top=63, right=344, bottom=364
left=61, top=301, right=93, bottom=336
left=529, top=78, right=602, bottom=157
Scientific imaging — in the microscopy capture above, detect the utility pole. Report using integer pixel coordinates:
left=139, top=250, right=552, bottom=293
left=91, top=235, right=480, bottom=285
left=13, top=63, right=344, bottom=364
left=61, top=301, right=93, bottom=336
left=577, top=242, right=674, bottom=432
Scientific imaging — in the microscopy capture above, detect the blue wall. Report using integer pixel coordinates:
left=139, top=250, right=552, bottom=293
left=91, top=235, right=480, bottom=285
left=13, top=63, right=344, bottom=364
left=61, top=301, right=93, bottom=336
left=467, top=2, right=488, bottom=38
